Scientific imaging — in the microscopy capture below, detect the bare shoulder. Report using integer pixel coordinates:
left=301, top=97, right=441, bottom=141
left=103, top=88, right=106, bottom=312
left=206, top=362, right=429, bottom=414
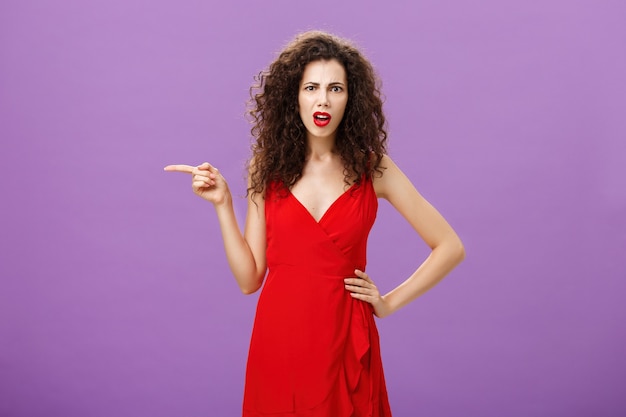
left=372, top=154, right=417, bottom=200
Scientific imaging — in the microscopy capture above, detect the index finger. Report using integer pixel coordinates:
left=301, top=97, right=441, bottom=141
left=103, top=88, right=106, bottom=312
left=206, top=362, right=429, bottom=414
left=163, top=164, right=194, bottom=174
left=354, top=269, right=372, bottom=282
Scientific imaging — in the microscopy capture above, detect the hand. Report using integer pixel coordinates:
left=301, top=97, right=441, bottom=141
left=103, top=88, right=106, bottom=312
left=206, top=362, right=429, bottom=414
left=164, top=162, right=230, bottom=206
left=344, top=269, right=392, bottom=318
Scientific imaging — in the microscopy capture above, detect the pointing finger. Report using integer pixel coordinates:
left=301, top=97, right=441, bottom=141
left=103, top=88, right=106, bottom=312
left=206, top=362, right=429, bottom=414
left=164, top=164, right=194, bottom=174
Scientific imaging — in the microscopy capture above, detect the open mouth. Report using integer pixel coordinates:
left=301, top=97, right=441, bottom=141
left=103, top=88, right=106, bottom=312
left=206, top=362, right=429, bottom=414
left=313, top=112, right=331, bottom=127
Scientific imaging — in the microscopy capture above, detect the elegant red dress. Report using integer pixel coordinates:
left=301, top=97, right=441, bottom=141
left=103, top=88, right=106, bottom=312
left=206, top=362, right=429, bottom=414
left=242, top=177, right=392, bottom=417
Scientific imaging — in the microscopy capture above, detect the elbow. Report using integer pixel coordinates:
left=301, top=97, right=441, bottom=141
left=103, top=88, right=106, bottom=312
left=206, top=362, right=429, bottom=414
left=240, top=284, right=261, bottom=295
left=234, top=266, right=266, bottom=295
left=238, top=274, right=264, bottom=295
left=437, top=236, right=465, bottom=265
left=454, top=238, right=466, bottom=264
left=457, top=243, right=466, bottom=263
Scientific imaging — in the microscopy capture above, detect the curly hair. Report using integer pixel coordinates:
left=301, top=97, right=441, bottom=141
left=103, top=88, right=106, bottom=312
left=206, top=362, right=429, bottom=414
left=247, top=31, right=388, bottom=198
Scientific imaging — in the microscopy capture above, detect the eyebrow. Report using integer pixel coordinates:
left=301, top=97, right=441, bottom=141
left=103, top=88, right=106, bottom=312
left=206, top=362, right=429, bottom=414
left=302, top=81, right=346, bottom=86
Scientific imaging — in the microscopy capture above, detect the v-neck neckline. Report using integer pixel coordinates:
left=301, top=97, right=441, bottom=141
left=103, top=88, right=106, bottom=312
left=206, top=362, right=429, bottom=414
left=288, top=182, right=358, bottom=224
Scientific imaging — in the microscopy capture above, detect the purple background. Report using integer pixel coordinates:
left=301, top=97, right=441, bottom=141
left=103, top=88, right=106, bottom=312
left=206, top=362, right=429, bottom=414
left=1, top=0, right=625, bottom=416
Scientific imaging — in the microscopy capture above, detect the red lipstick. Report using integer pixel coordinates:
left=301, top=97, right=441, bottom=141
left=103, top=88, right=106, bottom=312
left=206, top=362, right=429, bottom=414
left=313, top=112, right=331, bottom=127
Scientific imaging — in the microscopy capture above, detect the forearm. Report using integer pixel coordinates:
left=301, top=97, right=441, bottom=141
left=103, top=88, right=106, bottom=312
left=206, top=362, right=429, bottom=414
left=214, top=198, right=265, bottom=294
left=383, top=240, right=465, bottom=315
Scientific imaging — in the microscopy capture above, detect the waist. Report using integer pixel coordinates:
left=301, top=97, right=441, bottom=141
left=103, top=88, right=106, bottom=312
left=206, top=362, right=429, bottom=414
left=267, top=263, right=363, bottom=279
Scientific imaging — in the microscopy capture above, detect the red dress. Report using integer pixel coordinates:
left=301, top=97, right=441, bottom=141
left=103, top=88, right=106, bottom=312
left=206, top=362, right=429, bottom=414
left=242, top=177, right=392, bottom=417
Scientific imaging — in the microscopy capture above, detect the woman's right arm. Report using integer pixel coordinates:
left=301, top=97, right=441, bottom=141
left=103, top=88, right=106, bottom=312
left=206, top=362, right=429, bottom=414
left=214, top=173, right=267, bottom=294
left=164, top=162, right=267, bottom=294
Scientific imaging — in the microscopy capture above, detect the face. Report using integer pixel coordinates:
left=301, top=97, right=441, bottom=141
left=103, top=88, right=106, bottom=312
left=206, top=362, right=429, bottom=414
left=298, top=59, right=348, bottom=142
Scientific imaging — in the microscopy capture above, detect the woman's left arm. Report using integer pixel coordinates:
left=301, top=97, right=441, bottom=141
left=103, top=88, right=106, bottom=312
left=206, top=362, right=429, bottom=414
left=345, top=155, right=465, bottom=318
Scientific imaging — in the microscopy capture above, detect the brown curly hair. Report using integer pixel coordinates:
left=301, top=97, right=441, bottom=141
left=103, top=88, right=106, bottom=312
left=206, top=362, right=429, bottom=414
left=247, top=31, right=388, bottom=198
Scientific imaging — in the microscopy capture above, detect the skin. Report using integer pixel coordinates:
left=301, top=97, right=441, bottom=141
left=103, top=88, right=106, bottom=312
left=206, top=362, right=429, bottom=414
left=165, top=58, right=465, bottom=318
left=290, top=59, right=350, bottom=222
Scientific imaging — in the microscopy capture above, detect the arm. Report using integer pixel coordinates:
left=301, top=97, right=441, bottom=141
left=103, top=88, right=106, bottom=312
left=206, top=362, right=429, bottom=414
left=345, top=155, right=465, bottom=317
left=164, top=162, right=267, bottom=294
left=214, top=180, right=267, bottom=294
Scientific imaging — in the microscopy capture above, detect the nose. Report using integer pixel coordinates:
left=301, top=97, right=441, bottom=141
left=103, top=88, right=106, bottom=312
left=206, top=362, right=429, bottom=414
left=317, top=90, right=329, bottom=107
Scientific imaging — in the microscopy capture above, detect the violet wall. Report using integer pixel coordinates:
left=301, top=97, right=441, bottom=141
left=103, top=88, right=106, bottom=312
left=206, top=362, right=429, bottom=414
left=1, top=0, right=624, bottom=416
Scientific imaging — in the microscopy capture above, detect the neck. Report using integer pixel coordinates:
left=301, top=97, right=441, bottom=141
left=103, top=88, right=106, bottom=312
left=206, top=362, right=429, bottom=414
left=305, top=133, right=336, bottom=160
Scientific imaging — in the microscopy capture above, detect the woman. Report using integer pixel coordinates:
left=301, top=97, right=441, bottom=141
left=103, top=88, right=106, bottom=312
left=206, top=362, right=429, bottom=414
left=165, top=31, right=465, bottom=417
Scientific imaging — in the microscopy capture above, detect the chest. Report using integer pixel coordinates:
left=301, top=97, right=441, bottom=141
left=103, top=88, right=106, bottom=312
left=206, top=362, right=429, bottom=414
left=289, top=175, right=353, bottom=223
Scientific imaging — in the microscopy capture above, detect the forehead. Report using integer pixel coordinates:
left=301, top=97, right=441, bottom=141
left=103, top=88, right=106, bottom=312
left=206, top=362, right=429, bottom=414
left=300, top=59, right=346, bottom=83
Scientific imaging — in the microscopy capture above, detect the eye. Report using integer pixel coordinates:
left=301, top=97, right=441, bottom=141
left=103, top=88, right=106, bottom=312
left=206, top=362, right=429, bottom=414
left=330, top=86, right=343, bottom=93
left=304, top=85, right=315, bottom=91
